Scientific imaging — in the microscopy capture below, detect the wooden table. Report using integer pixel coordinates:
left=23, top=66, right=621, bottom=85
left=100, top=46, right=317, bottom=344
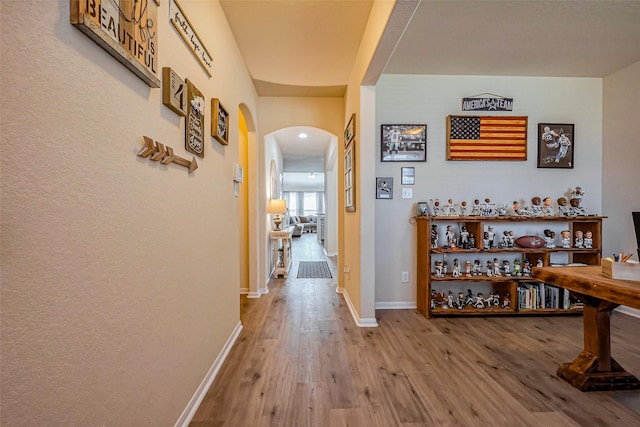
left=533, top=266, right=640, bottom=391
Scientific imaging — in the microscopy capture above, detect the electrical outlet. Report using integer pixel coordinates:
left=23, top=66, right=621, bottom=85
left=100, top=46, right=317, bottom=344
left=402, top=188, right=413, bottom=199
left=401, top=271, right=409, bottom=282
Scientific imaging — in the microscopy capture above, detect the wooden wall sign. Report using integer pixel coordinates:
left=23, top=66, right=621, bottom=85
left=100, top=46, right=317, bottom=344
left=211, top=98, right=229, bottom=145
left=138, top=136, right=198, bottom=173
left=70, top=0, right=160, bottom=88
left=462, top=94, right=513, bottom=111
left=446, top=115, right=527, bottom=161
left=169, top=0, right=213, bottom=77
left=162, top=67, right=187, bottom=116
left=185, top=79, right=205, bottom=158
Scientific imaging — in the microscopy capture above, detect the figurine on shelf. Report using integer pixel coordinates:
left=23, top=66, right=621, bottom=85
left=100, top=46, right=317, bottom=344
left=447, top=291, right=455, bottom=308
left=490, top=290, right=500, bottom=307
left=542, top=197, right=554, bottom=216
left=556, top=197, right=570, bottom=216
left=456, top=292, right=465, bottom=310
left=442, top=260, right=448, bottom=275
left=574, top=230, right=584, bottom=248
left=570, top=186, right=585, bottom=207
left=522, top=259, right=532, bottom=276
left=459, top=226, right=470, bottom=249
left=431, top=224, right=439, bottom=249
left=445, top=225, right=457, bottom=248
left=472, top=259, right=482, bottom=276
left=536, top=257, right=544, bottom=268
left=561, top=230, right=571, bottom=248
left=431, top=199, right=442, bottom=216
left=459, top=201, right=468, bottom=216
left=434, top=261, right=444, bottom=277
left=470, top=199, right=482, bottom=216
left=486, top=226, right=495, bottom=248
left=501, top=231, right=510, bottom=248
left=452, top=259, right=461, bottom=277
left=486, top=260, right=493, bottom=277
left=513, top=259, right=522, bottom=276
left=465, top=260, right=472, bottom=277
left=508, top=231, right=516, bottom=247
left=468, top=234, right=476, bottom=249
left=464, top=289, right=475, bottom=306
left=445, top=199, right=457, bottom=216
left=482, top=198, right=495, bottom=216
left=512, top=201, right=521, bottom=216
left=569, top=197, right=586, bottom=216
left=431, top=290, right=438, bottom=309
left=474, top=293, right=485, bottom=309
left=531, top=196, right=543, bottom=216
left=502, top=293, right=511, bottom=309
left=584, top=230, right=593, bottom=248
left=544, top=229, right=556, bottom=248
left=497, top=205, right=508, bottom=216
left=483, top=231, right=490, bottom=249
left=440, top=292, right=449, bottom=310
left=502, top=260, right=511, bottom=276
left=493, top=258, right=501, bottom=276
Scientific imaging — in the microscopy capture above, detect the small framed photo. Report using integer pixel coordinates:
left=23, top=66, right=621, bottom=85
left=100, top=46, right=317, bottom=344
left=344, top=113, right=355, bottom=148
left=401, top=167, right=415, bottom=185
left=537, top=123, right=574, bottom=168
left=376, top=177, right=393, bottom=199
left=211, top=98, right=229, bottom=145
left=345, top=144, right=356, bottom=211
left=381, top=124, right=427, bottom=162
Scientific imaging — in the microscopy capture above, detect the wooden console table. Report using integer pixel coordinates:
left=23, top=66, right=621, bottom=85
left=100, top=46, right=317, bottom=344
left=533, top=266, right=640, bottom=391
left=269, top=227, right=293, bottom=278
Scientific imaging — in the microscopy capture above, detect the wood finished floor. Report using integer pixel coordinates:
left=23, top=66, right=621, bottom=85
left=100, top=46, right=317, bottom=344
left=191, top=233, right=640, bottom=426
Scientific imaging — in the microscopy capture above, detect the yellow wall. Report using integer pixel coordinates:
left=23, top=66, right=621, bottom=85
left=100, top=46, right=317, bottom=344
left=1, top=1, right=257, bottom=425
left=238, top=110, right=250, bottom=292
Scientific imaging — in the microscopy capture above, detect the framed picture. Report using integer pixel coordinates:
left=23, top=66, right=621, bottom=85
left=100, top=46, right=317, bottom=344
left=344, top=113, right=355, bottom=148
left=537, top=123, right=574, bottom=168
left=345, top=144, right=355, bottom=212
left=381, top=124, right=427, bottom=162
left=376, top=177, right=393, bottom=199
left=401, top=167, right=415, bottom=185
left=185, top=79, right=205, bottom=158
left=211, top=98, right=229, bottom=145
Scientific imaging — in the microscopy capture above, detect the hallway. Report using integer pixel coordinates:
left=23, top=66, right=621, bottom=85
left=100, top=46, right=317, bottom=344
left=190, top=233, right=640, bottom=427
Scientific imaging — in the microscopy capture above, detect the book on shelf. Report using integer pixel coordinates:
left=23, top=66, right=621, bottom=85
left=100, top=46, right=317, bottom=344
left=517, top=282, right=570, bottom=310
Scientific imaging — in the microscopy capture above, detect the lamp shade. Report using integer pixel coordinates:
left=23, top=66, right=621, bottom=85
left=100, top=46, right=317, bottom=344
left=267, top=199, right=287, bottom=214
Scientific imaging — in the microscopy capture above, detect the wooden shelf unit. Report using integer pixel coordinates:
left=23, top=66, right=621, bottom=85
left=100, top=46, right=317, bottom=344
left=416, top=215, right=605, bottom=318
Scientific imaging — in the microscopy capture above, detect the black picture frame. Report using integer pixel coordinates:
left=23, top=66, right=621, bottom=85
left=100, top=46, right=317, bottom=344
left=211, top=98, right=229, bottom=145
left=344, top=113, right=355, bottom=148
left=376, top=177, right=393, bottom=199
left=381, top=124, right=427, bottom=162
left=537, top=123, right=574, bottom=168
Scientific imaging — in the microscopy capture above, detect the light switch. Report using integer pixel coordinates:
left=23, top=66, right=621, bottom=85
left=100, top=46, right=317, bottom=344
left=402, top=188, right=413, bottom=199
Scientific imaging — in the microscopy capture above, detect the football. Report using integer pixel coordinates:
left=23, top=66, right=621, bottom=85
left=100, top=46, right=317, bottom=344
left=514, top=235, right=546, bottom=249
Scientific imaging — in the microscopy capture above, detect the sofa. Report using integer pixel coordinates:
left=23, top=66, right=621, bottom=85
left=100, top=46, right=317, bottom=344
left=290, top=215, right=317, bottom=233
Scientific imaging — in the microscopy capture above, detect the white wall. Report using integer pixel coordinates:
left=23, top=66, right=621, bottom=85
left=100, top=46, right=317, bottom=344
left=1, top=1, right=257, bottom=425
left=374, top=75, right=603, bottom=306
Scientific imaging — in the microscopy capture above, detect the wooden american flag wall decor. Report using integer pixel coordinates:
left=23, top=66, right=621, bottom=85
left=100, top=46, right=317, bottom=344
left=446, top=115, right=528, bottom=161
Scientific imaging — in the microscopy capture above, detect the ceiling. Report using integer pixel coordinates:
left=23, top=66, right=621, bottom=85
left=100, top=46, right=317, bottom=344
left=220, top=0, right=640, bottom=175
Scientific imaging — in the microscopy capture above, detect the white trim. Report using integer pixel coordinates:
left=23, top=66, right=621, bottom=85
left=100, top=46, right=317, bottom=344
left=239, top=287, right=249, bottom=294
left=340, top=288, right=378, bottom=328
left=375, top=301, right=417, bottom=310
left=246, top=291, right=262, bottom=298
left=616, top=306, right=640, bottom=319
left=326, top=251, right=338, bottom=257
left=174, top=321, right=243, bottom=427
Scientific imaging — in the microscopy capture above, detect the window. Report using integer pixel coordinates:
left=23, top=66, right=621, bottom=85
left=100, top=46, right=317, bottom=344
left=303, top=192, right=317, bottom=216
left=286, top=192, right=298, bottom=217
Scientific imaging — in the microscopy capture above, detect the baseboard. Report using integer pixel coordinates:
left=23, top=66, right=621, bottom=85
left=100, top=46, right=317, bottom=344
left=375, top=301, right=417, bottom=310
left=340, top=288, right=378, bottom=328
left=239, top=288, right=249, bottom=294
left=246, top=291, right=262, bottom=298
left=616, top=306, right=640, bottom=319
left=175, top=321, right=243, bottom=427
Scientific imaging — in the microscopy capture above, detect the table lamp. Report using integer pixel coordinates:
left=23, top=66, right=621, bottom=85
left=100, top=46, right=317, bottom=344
left=267, top=199, right=287, bottom=231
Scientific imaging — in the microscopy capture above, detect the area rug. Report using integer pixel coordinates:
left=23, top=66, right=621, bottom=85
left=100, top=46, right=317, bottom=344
left=297, top=261, right=332, bottom=279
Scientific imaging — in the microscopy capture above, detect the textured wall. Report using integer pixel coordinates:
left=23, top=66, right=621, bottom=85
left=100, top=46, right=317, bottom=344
left=375, top=74, right=603, bottom=305
left=1, top=1, right=257, bottom=425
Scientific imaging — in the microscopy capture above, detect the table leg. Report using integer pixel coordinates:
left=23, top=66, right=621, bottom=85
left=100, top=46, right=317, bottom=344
left=557, top=293, right=640, bottom=391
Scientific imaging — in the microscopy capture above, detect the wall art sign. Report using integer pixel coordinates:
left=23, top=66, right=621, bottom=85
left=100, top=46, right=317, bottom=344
left=211, top=98, right=229, bottom=145
left=169, top=0, right=213, bottom=77
left=537, top=123, right=574, bottom=169
left=462, top=93, right=513, bottom=111
left=70, top=0, right=160, bottom=88
left=446, top=115, right=527, bottom=161
left=344, top=113, right=355, bottom=148
left=380, top=124, right=427, bottom=162
left=162, top=67, right=187, bottom=116
left=376, top=177, right=393, bottom=199
left=345, top=144, right=355, bottom=212
left=185, top=79, right=205, bottom=158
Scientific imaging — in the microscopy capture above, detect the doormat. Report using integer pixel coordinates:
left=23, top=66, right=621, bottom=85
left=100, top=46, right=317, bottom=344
left=297, top=261, right=332, bottom=279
